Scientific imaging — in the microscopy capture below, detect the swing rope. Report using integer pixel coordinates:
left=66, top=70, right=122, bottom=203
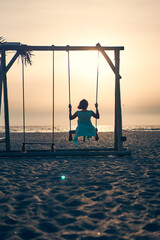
left=96, top=50, right=99, bottom=105
left=51, top=50, right=55, bottom=151
left=21, top=52, right=55, bottom=152
left=95, top=50, right=99, bottom=131
left=68, top=51, right=71, bottom=109
left=67, top=50, right=73, bottom=141
left=22, top=57, right=26, bottom=152
left=67, top=49, right=100, bottom=141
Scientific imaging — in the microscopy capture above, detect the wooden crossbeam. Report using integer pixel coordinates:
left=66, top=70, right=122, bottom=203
left=0, top=44, right=124, bottom=52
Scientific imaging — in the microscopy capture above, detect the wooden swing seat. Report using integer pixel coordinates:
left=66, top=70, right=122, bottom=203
left=69, top=128, right=99, bottom=142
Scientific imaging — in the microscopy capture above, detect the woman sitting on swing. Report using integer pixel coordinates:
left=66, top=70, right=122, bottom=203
left=69, top=99, right=100, bottom=146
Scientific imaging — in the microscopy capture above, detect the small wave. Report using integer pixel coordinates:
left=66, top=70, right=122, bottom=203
left=124, top=125, right=160, bottom=132
left=0, top=125, right=160, bottom=133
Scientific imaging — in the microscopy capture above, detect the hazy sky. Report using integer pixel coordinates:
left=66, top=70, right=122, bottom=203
left=0, top=0, right=160, bottom=127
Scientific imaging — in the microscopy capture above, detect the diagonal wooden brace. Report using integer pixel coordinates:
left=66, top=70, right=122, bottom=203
left=96, top=43, right=121, bottom=79
left=5, top=51, right=19, bottom=73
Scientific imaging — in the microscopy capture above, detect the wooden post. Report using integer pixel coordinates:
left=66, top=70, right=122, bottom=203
left=1, top=51, right=19, bottom=113
left=1, top=50, right=10, bottom=151
left=114, top=49, right=123, bottom=151
left=0, top=52, right=2, bottom=113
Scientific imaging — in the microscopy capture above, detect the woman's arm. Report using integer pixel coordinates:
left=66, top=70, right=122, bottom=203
left=92, top=103, right=100, bottom=119
left=69, top=104, right=78, bottom=120
left=70, top=112, right=78, bottom=120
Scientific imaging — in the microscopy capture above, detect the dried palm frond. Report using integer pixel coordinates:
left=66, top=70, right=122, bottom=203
left=18, top=50, right=34, bottom=66
left=0, top=36, right=5, bottom=44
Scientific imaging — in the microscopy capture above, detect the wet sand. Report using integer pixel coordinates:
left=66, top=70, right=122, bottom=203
left=0, top=131, right=160, bottom=239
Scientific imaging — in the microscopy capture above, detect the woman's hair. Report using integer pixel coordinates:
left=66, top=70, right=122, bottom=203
left=78, top=99, right=88, bottom=110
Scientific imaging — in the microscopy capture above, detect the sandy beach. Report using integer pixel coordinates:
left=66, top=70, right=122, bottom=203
left=0, top=131, right=160, bottom=239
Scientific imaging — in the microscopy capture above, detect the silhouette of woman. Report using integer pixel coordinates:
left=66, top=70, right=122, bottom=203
left=69, top=99, right=99, bottom=145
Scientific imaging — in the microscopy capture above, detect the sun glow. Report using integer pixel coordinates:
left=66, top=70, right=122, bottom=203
left=5, top=49, right=117, bottom=127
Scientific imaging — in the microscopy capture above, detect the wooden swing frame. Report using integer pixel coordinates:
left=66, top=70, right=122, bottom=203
left=0, top=42, right=131, bottom=157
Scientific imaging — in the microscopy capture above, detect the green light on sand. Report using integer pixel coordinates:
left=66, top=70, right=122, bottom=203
left=61, top=175, right=66, bottom=180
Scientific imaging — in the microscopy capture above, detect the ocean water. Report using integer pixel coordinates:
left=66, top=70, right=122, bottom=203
left=0, top=124, right=160, bottom=133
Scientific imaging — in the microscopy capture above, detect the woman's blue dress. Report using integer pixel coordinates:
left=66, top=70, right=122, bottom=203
left=73, top=110, right=96, bottom=145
